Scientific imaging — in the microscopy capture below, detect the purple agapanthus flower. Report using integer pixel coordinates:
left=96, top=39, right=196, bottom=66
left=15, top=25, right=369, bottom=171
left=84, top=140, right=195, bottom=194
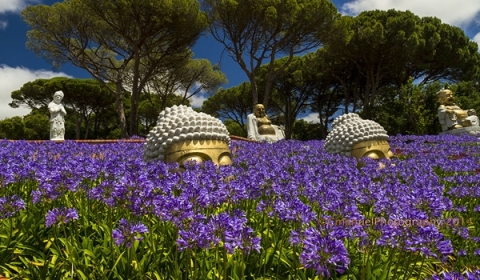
left=0, top=195, right=25, bottom=219
left=45, top=207, right=79, bottom=227
left=299, top=227, right=350, bottom=277
left=457, top=249, right=467, bottom=256
left=112, top=218, right=148, bottom=248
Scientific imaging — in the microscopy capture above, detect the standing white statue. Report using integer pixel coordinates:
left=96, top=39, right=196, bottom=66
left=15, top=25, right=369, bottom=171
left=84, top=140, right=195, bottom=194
left=247, top=104, right=285, bottom=142
left=48, top=90, right=67, bottom=140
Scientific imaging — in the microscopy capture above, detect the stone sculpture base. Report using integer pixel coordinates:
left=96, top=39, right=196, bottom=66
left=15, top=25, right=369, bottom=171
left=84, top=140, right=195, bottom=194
left=440, top=126, right=480, bottom=136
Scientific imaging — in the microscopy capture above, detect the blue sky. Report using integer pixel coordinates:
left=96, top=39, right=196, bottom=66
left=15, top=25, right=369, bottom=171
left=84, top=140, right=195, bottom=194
left=1, top=0, right=480, bottom=121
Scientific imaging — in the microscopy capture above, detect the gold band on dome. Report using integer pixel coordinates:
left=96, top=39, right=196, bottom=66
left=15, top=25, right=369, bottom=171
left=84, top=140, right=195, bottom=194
left=351, top=140, right=394, bottom=160
left=165, top=139, right=232, bottom=166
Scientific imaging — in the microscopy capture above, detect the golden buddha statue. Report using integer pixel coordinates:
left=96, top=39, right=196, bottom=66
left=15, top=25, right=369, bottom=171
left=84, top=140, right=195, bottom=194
left=437, top=88, right=479, bottom=132
left=247, top=104, right=284, bottom=142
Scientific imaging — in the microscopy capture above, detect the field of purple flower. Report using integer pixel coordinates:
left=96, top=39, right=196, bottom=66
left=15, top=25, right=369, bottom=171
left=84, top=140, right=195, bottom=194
left=0, top=134, right=479, bottom=279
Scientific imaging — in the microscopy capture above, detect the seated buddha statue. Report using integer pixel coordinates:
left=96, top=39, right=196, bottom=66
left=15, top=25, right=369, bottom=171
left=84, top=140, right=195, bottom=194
left=437, top=88, right=479, bottom=134
left=246, top=104, right=285, bottom=143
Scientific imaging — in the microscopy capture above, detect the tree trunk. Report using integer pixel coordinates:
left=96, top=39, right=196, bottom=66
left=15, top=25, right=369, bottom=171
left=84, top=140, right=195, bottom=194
left=129, top=53, right=141, bottom=137
left=284, top=96, right=292, bottom=140
left=262, top=77, right=274, bottom=110
left=129, top=88, right=139, bottom=136
left=115, top=82, right=128, bottom=138
left=75, top=112, right=81, bottom=139
left=251, top=78, right=258, bottom=106
left=84, top=116, right=91, bottom=139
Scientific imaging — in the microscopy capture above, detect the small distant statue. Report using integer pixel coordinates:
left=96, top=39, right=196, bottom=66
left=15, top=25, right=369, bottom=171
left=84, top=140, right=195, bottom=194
left=437, top=88, right=479, bottom=134
left=246, top=104, right=285, bottom=143
left=48, top=90, right=67, bottom=140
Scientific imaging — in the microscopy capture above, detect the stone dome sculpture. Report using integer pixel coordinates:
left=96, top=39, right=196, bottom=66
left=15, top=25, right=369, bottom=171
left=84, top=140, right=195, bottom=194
left=144, top=105, right=232, bottom=165
left=324, top=113, right=393, bottom=159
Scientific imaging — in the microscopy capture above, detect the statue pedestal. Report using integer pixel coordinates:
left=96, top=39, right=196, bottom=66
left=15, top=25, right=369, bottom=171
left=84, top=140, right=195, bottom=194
left=440, top=126, right=480, bottom=136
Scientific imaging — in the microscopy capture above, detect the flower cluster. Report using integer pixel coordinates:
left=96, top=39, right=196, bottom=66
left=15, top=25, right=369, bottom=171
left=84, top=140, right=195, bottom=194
left=112, top=218, right=149, bottom=248
left=0, top=194, right=25, bottom=219
left=45, top=207, right=79, bottom=227
left=0, top=133, right=479, bottom=278
left=294, top=227, right=350, bottom=277
left=176, top=210, right=261, bottom=254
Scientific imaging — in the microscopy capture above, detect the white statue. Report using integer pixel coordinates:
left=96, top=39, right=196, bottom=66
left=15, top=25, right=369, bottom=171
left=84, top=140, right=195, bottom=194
left=48, top=90, right=67, bottom=140
left=246, top=104, right=284, bottom=142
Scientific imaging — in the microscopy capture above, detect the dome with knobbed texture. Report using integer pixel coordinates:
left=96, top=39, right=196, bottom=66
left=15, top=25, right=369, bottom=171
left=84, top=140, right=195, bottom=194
left=324, top=113, right=389, bottom=157
left=143, top=105, right=230, bottom=162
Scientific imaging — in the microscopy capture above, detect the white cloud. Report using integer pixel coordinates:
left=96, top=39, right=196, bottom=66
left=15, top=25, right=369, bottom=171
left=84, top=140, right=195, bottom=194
left=300, top=113, right=320, bottom=123
left=189, top=94, right=207, bottom=108
left=0, top=64, right=71, bottom=120
left=0, top=20, right=7, bottom=30
left=473, top=32, right=480, bottom=46
left=0, top=0, right=39, bottom=14
left=341, top=0, right=480, bottom=28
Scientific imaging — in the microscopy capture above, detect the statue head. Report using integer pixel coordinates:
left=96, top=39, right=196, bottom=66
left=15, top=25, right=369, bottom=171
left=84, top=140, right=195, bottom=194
left=144, top=105, right=232, bottom=166
left=53, top=90, right=64, bottom=104
left=253, top=104, right=267, bottom=118
left=324, top=113, right=393, bottom=159
left=437, top=89, right=455, bottom=106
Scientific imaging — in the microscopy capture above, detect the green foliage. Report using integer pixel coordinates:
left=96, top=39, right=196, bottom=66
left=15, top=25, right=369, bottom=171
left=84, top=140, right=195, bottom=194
left=22, top=0, right=208, bottom=137
left=368, top=79, right=440, bottom=135
left=259, top=55, right=315, bottom=139
left=203, top=0, right=339, bottom=107
left=223, top=119, right=245, bottom=137
left=202, top=83, right=253, bottom=137
left=145, top=57, right=226, bottom=110
left=450, top=81, right=480, bottom=114
left=10, top=77, right=119, bottom=139
left=291, top=119, right=323, bottom=140
left=0, top=117, right=25, bottom=139
left=23, top=109, right=50, bottom=140
left=322, top=9, right=480, bottom=118
left=138, top=94, right=191, bottom=136
left=369, top=80, right=480, bottom=136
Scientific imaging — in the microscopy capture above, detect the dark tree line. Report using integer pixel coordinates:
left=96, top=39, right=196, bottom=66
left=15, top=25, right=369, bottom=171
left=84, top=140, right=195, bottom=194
left=14, top=2, right=480, bottom=140
left=2, top=77, right=192, bottom=140
left=21, top=0, right=211, bottom=137
left=203, top=9, right=480, bottom=140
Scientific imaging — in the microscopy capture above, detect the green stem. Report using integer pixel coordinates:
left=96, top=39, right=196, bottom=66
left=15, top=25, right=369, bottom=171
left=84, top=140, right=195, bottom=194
left=62, top=226, right=74, bottom=280
left=216, top=247, right=220, bottom=279
left=391, top=250, right=407, bottom=279
left=415, top=256, right=426, bottom=279
left=174, top=244, right=179, bottom=279
left=403, top=252, right=421, bottom=279
left=241, top=252, right=244, bottom=280
left=361, top=242, right=373, bottom=280
left=223, top=247, right=227, bottom=280
left=384, top=246, right=397, bottom=279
